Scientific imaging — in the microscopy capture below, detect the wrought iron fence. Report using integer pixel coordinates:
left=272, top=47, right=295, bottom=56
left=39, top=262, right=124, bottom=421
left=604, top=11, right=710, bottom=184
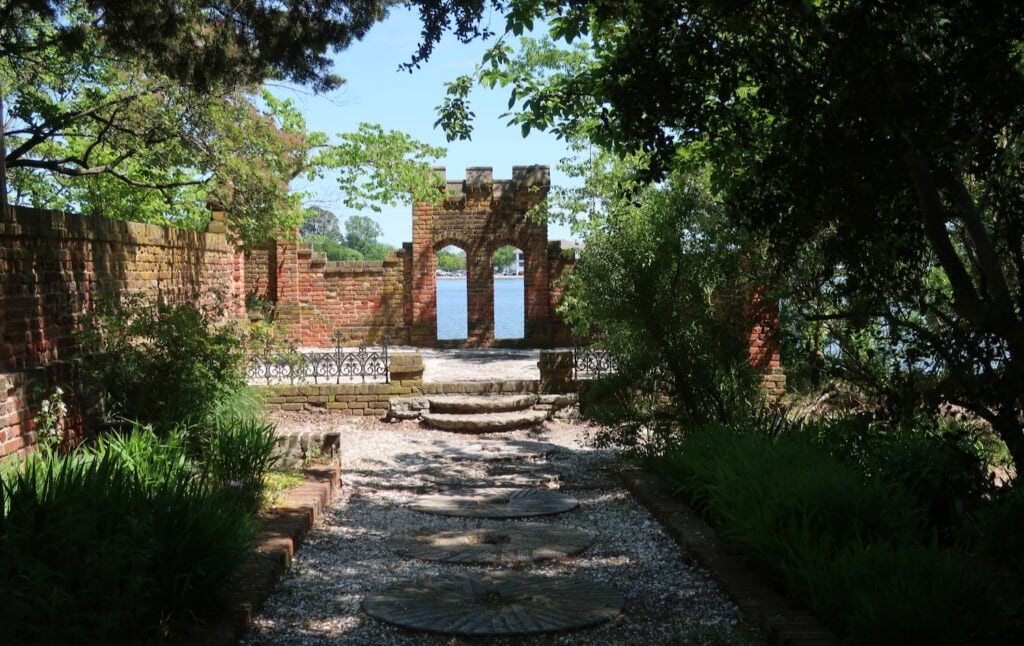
left=247, top=331, right=392, bottom=384
left=572, top=339, right=617, bottom=380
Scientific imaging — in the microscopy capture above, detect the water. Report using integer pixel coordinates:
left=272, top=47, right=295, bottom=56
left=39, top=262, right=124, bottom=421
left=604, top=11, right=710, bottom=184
left=437, top=278, right=524, bottom=339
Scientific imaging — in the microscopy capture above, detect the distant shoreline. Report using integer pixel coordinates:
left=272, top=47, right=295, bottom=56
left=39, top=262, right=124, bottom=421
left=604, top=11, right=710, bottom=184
left=437, top=275, right=523, bottom=280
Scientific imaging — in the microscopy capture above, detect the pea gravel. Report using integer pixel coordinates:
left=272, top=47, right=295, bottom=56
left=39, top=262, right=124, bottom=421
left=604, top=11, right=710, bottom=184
left=240, top=414, right=759, bottom=645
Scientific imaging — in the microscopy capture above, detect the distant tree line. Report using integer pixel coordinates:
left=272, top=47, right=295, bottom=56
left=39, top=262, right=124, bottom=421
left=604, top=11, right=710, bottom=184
left=299, top=207, right=394, bottom=261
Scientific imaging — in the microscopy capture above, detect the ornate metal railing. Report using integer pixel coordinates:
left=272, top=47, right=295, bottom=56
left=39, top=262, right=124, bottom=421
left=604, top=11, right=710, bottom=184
left=247, top=331, right=392, bottom=384
left=572, top=339, right=617, bottom=380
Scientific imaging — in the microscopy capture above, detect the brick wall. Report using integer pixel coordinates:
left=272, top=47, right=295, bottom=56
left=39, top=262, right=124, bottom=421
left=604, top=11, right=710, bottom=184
left=244, top=244, right=272, bottom=302
left=747, top=290, right=786, bottom=403
left=251, top=165, right=573, bottom=349
left=257, top=239, right=410, bottom=346
left=409, top=165, right=565, bottom=347
left=0, top=204, right=245, bottom=459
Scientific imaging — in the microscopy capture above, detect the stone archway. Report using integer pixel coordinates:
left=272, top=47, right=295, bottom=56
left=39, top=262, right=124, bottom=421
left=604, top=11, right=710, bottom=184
left=410, top=166, right=552, bottom=347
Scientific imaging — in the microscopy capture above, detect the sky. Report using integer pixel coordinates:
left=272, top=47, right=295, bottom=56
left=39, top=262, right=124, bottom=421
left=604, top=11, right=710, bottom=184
left=274, top=6, right=578, bottom=249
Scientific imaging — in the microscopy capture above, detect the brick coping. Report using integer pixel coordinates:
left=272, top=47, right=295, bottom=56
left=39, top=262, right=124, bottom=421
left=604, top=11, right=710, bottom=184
left=619, top=471, right=840, bottom=646
left=189, top=465, right=340, bottom=645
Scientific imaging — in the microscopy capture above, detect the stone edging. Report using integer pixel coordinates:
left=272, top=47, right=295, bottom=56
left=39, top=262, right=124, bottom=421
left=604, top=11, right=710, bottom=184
left=193, top=465, right=340, bottom=645
left=619, top=471, right=840, bottom=646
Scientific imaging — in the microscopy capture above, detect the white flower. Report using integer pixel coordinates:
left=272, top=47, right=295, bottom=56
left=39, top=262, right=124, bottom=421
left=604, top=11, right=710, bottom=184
left=55, top=387, right=64, bottom=396
left=41, top=400, right=50, bottom=412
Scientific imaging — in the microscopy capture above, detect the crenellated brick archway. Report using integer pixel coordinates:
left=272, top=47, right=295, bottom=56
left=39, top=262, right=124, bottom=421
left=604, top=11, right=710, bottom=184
left=409, top=166, right=562, bottom=347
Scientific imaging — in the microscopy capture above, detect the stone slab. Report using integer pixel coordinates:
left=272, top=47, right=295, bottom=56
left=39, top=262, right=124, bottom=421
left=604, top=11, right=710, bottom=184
left=362, top=572, right=622, bottom=636
left=421, top=409, right=549, bottom=432
left=407, top=487, right=578, bottom=518
left=434, top=440, right=561, bottom=461
left=426, top=394, right=538, bottom=414
left=388, top=523, right=593, bottom=564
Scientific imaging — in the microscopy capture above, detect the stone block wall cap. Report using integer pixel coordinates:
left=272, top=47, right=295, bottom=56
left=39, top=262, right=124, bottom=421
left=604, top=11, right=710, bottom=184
left=512, top=165, right=551, bottom=187
left=389, top=354, right=425, bottom=370
left=465, top=167, right=494, bottom=191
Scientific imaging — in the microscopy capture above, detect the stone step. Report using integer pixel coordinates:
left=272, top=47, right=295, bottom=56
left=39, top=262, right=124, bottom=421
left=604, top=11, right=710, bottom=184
left=421, top=409, right=549, bottom=433
left=426, top=394, right=538, bottom=414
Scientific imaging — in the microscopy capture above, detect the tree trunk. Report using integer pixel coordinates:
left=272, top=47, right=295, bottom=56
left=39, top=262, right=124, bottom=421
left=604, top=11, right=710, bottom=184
left=991, top=412, right=1024, bottom=479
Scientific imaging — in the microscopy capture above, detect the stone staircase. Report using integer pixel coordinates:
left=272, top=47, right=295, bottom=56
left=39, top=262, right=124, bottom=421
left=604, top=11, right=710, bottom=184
left=389, top=393, right=576, bottom=432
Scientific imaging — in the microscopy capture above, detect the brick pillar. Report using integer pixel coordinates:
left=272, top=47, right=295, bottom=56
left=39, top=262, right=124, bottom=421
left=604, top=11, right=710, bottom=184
left=523, top=230, right=550, bottom=345
left=231, top=249, right=246, bottom=323
left=410, top=166, right=440, bottom=345
left=547, top=241, right=577, bottom=345
left=271, top=235, right=301, bottom=337
left=389, top=353, right=424, bottom=384
left=747, top=289, right=786, bottom=404
left=466, top=242, right=493, bottom=346
left=538, top=350, right=574, bottom=393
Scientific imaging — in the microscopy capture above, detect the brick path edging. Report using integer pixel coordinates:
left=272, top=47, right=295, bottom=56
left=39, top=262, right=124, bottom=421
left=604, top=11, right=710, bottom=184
left=619, top=471, right=839, bottom=646
left=195, top=465, right=341, bottom=645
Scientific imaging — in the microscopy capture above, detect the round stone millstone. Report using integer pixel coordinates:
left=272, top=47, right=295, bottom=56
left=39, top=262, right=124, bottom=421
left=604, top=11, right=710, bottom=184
left=362, top=572, right=623, bottom=636
left=387, top=523, right=593, bottom=564
left=407, top=487, right=578, bottom=518
left=435, top=440, right=561, bottom=462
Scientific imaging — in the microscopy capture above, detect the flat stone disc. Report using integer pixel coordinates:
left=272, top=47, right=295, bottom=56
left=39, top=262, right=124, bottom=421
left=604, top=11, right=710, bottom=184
left=407, top=488, right=578, bottom=518
left=388, top=523, right=593, bottom=564
left=363, top=572, right=623, bottom=635
left=436, top=440, right=560, bottom=462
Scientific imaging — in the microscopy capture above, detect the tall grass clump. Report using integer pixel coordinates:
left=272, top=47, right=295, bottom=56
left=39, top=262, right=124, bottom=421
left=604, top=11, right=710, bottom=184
left=656, top=425, right=1000, bottom=643
left=201, top=416, right=280, bottom=512
left=805, top=415, right=996, bottom=542
left=0, top=432, right=255, bottom=643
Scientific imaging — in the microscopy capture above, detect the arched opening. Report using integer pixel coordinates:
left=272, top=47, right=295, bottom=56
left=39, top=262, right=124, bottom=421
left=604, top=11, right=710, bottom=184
left=493, top=244, right=525, bottom=339
left=435, top=244, right=468, bottom=340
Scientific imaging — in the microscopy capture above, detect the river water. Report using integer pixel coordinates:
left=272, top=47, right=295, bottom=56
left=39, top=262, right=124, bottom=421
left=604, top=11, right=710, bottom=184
left=436, top=278, right=524, bottom=339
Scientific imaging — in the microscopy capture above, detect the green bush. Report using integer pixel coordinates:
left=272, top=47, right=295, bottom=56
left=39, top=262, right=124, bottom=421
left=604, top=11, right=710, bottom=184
left=578, top=374, right=682, bottom=458
left=0, top=437, right=254, bottom=643
left=564, top=168, right=761, bottom=445
left=77, top=295, right=246, bottom=432
left=656, top=425, right=1002, bottom=642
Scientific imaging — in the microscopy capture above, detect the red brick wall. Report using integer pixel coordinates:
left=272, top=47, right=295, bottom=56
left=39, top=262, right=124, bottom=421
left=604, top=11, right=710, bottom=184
left=245, top=166, right=575, bottom=349
left=410, top=166, right=557, bottom=347
left=265, top=240, right=409, bottom=346
left=0, top=205, right=245, bottom=459
left=546, top=241, right=578, bottom=346
left=746, top=289, right=786, bottom=402
left=244, top=244, right=271, bottom=302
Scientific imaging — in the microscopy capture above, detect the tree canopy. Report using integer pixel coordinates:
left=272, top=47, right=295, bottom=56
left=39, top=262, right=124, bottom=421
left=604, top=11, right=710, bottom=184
left=1, top=0, right=389, bottom=92
left=493, top=245, right=517, bottom=273
left=300, top=206, right=343, bottom=240
left=1, top=1, right=451, bottom=247
left=420, top=1, right=1024, bottom=471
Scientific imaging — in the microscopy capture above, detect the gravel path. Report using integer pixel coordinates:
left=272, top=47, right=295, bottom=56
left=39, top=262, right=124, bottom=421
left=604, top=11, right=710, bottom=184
left=242, top=415, right=755, bottom=645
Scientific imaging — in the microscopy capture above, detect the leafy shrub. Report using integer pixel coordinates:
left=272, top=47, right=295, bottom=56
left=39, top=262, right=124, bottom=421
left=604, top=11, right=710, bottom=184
left=0, top=437, right=253, bottom=643
left=656, top=425, right=1001, bottom=642
left=77, top=295, right=246, bottom=432
left=577, top=374, right=682, bottom=458
left=564, top=168, right=761, bottom=445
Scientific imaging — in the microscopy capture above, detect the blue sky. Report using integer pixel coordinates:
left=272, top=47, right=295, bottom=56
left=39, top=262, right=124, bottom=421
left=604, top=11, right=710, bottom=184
left=274, top=6, right=577, bottom=248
